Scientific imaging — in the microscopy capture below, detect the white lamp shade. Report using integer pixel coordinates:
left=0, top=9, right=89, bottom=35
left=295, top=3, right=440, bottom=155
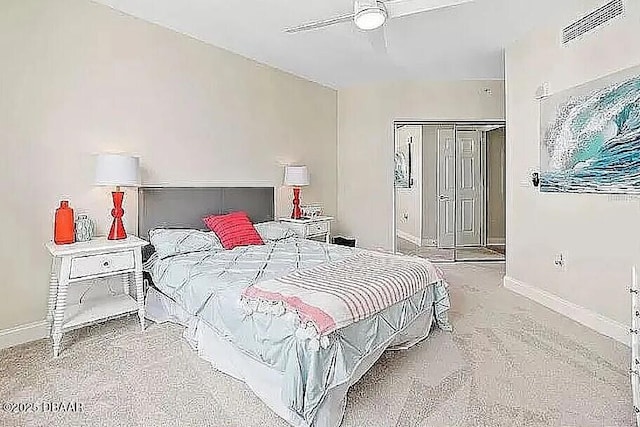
left=284, top=165, right=309, bottom=187
left=94, top=154, right=140, bottom=187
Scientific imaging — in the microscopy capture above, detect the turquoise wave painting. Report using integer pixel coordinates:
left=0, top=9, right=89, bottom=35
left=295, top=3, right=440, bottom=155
left=540, top=66, right=640, bottom=193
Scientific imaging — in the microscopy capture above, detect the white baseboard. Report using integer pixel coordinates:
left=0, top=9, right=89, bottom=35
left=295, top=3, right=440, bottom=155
left=504, top=276, right=629, bottom=346
left=488, top=237, right=506, bottom=246
left=396, top=230, right=421, bottom=246
left=0, top=320, right=49, bottom=350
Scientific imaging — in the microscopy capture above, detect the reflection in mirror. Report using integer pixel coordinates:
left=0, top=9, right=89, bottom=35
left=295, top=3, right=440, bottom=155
left=394, top=122, right=506, bottom=263
left=454, top=124, right=505, bottom=261
left=395, top=124, right=455, bottom=262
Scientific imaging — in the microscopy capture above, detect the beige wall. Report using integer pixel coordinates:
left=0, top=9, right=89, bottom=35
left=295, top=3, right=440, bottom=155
left=0, top=0, right=337, bottom=330
left=505, top=0, right=640, bottom=327
left=487, top=127, right=506, bottom=243
left=337, top=81, right=505, bottom=250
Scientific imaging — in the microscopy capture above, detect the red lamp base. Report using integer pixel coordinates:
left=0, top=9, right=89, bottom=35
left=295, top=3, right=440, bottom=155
left=291, top=187, right=302, bottom=220
left=108, top=191, right=127, bottom=240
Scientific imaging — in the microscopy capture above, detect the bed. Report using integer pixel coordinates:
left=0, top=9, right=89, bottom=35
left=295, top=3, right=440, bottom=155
left=139, top=187, right=452, bottom=427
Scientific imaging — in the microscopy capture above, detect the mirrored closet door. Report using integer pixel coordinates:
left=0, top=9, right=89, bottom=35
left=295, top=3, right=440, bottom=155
left=394, top=122, right=505, bottom=263
left=453, top=125, right=505, bottom=261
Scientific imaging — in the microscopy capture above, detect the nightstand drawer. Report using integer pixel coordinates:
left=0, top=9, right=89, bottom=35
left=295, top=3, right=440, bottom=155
left=70, top=250, right=135, bottom=279
left=307, top=221, right=329, bottom=236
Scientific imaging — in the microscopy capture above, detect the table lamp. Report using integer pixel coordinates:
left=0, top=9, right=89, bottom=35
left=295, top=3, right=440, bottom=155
left=94, top=154, right=140, bottom=240
left=284, top=165, right=309, bottom=219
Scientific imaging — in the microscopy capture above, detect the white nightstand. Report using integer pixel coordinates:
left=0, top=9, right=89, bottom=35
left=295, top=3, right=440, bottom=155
left=279, top=216, right=334, bottom=244
left=45, top=236, right=148, bottom=357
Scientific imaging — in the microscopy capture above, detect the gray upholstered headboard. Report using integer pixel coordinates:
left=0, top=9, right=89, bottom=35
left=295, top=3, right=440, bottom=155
left=138, top=187, right=275, bottom=241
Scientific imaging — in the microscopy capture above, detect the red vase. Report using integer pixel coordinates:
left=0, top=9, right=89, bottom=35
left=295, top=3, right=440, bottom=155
left=54, top=201, right=75, bottom=245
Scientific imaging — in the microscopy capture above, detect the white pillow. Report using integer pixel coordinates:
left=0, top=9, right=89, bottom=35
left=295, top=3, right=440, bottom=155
left=254, top=221, right=296, bottom=241
left=149, top=228, right=224, bottom=259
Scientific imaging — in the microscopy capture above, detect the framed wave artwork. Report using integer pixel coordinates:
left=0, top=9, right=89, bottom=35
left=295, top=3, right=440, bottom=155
left=540, top=65, right=640, bottom=194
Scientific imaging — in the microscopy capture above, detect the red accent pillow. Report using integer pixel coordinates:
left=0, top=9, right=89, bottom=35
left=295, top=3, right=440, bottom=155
left=202, top=211, right=264, bottom=250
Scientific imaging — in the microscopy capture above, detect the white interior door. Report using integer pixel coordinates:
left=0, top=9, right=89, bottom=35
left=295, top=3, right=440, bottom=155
left=456, top=130, right=482, bottom=246
left=437, top=129, right=455, bottom=249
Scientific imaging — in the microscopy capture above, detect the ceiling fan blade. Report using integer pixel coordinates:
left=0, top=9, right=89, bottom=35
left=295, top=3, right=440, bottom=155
left=285, top=13, right=354, bottom=33
left=385, top=0, right=474, bottom=19
left=367, top=26, right=388, bottom=55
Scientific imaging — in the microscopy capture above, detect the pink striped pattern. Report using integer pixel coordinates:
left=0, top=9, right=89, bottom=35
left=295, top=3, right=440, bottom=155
left=242, top=251, right=443, bottom=335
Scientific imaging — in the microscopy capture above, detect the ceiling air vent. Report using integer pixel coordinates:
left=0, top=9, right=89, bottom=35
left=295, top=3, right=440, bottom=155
left=562, top=0, right=624, bottom=44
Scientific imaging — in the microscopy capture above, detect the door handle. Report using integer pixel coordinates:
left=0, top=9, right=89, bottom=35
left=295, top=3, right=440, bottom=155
left=439, top=195, right=449, bottom=201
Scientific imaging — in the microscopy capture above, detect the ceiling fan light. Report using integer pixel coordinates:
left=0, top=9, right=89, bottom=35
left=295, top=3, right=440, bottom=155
left=354, top=7, right=387, bottom=30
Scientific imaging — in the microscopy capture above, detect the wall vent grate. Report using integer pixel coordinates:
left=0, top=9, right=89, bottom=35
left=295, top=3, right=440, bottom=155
left=562, top=0, right=624, bottom=44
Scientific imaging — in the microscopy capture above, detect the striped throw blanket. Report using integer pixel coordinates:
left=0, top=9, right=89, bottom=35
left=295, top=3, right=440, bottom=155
left=241, top=251, right=445, bottom=337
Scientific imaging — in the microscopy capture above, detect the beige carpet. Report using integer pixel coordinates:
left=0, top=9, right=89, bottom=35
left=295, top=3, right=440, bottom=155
left=0, top=263, right=633, bottom=426
left=396, top=239, right=505, bottom=262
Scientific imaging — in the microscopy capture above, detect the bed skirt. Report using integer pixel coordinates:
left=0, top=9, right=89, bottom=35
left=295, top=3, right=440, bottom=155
left=145, top=287, right=436, bottom=427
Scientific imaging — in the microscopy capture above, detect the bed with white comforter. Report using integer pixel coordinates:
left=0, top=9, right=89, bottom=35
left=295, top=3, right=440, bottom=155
left=145, top=237, right=451, bottom=427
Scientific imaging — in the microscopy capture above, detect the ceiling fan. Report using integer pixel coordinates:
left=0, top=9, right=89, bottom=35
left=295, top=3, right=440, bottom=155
left=285, top=0, right=474, bottom=53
